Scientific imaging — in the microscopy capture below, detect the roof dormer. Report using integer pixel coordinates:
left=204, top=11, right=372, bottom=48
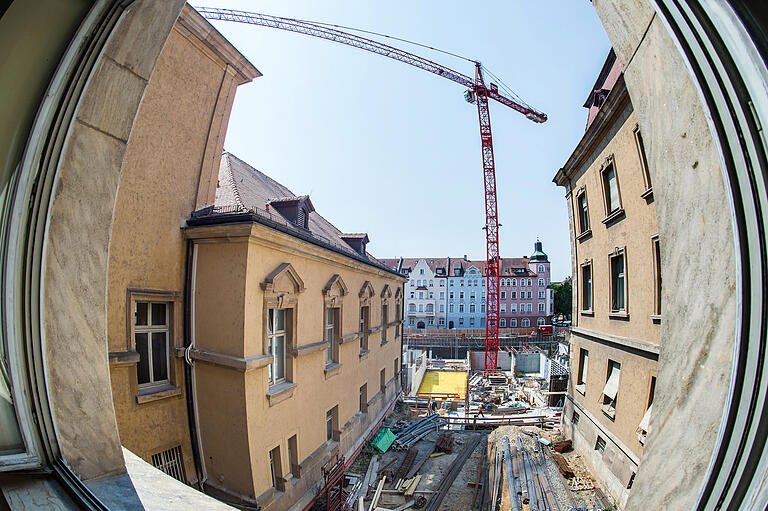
left=268, top=195, right=315, bottom=230
left=340, top=233, right=369, bottom=256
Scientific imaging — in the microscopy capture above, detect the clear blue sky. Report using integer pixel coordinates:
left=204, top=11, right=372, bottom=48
left=192, top=1, right=611, bottom=281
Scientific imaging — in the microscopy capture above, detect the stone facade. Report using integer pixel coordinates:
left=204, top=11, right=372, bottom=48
left=553, top=50, right=660, bottom=507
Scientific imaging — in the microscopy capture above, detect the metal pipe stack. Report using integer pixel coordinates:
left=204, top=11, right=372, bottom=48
left=393, top=415, right=443, bottom=449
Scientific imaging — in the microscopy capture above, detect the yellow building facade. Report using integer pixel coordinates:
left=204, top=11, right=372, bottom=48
left=185, top=153, right=406, bottom=509
left=553, top=51, right=660, bottom=507
left=106, top=4, right=260, bottom=486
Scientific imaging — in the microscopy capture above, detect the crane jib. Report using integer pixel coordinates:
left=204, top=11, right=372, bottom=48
left=197, top=6, right=547, bottom=372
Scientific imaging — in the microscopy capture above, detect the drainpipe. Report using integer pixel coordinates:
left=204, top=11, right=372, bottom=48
left=183, top=240, right=207, bottom=490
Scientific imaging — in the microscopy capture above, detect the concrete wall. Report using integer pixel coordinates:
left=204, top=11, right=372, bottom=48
left=588, top=2, right=739, bottom=509
left=106, top=5, right=258, bottom=484
left=187, top=221, right=405, bottom=510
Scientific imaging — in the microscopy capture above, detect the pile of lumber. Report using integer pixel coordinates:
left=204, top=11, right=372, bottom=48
left=434, top=432, right=454, bottom=453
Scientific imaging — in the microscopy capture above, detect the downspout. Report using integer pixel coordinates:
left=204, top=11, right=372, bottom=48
left=183, top=240, right=207, bottom=490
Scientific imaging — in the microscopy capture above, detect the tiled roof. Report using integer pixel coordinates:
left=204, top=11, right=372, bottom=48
left=207, top=152, right=391, bottom=270
left=381, top=256, right=539, bottom=277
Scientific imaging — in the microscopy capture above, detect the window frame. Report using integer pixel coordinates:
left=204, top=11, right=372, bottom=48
left=602, top=360, right=621, bottom=419
left=580, top=260, right=593, bottom=314
left=268, top=308, right=288, bottom=386
left=600, top=155, right=624, bottom=222
left=134, top=300, right=171, bottom=389
left=609, top=248, right=629, bottom=317
left=324, top=307, right=340, bottom=367
left=652, top=235, right=662, bottom=319
left=634, top=124, right=653, bottom=196
left=576, top=348, right=588, bottom=394
left=575, top=187, right=591, bottom=238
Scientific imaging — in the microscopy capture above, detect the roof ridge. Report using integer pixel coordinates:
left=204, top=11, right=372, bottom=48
left=226, top=151, right=297, bottom=199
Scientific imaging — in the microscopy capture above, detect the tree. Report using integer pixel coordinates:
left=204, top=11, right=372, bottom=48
left=552, top=278, right=572, bottom=318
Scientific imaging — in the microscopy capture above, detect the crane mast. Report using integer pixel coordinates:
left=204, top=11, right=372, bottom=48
left=197, top=7, right=546, bottom=373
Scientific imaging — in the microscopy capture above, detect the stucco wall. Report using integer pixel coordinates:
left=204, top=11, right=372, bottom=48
left=188, top=221, right=404, bottom=509
left=106, top=8, right=257, bottom=484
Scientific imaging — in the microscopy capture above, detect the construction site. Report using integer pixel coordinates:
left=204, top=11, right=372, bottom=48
left=307, top=331, right=614, bottom=511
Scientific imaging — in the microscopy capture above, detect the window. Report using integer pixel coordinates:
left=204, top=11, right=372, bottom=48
left=481, top=303, right=485, bottom=313
left=500, top=304, right=506, bottom=312
left=538, top=303, right=545, bottom=312
left=460, top=280, right=464, bottom=286
left=454, top=269, right=460, bottom=276
left=601, top=159, right=622, bottom=215
left=418, top=291, right=424, bottom=299
left=459, top=291, right=464, bottom=299
left=429, top=292, right=433, bottom=299
left=409, top=280, right=414, bottom=287
left=527, top=291, right=532, bottom=299
left=287, top=435, right=299, bottom=477
left=511, top=319, right=517, bottom=327
left=409, top=292, right=414, bottom=299
left=135, top=301, right=170, bottom=388
left=440, top=280, right=445, bottom=287
left=420, top=268, right=424, bottom=275
left=537, top=317, right=545, bottom=326
left=602, top=360, right=621, bottom=419
left=528, top=278, right=532, bottom=286
left=572, top=411, right=580, bottom=426
left=426, top=304, right=433, bottom=313
left=538, top=264, right=545, bottom=273
left=269, top=446, right=282, bottom=488
left=268, top=308, right=287, bottom=386
left=521, top=319, right=530, bottom=327
left=459, top=304, right=464, bottom=313
left=482, top=280, right=485, bottom=287
left=470, top=303, right=476, bottom=313
left=500, top=319, right=506, bottom=327
left=359, top=383, right=368, bottom=413
left=595, top=436, right=606, bottom=454
left=440, top=292, right=444, bottom=299
left=380, top=368, right=386, bottom=394
left=501, top=291, right=506, bottom=299
left=638, top=376, right=656, bottom=444
left=429, top=280, right=433, bottom=287
left=511, top=291, right=517, bottom=299
left=470, top=292, right=476, bottom=299
left=510, top=304, right=517, bottom=312
left=408, top=303, right=416, bottom=313
left=439, top=304, right=444, bottom=313
left=579, top=262, right=593, bottom=312
left=652, top=236, right=662, bottom=316
left=459, top=318, right=464, bottom=326
left=449, top=304, right=454, bottom=313
left=394, top=357, right=399, bottom=376
left=610, top=250, right=627, bottom=313
left=409, top=318, right=415, bottom=326
left=439, top=318, right=445, bottom=326
left=360, top=306, right=369, bottom=351
left=538, top=291, right=545, bottom=299
left=527, top=303, right=533, bottom=312
left=512, top=279, right=517, bottom=286
left=151, top=445, right=185, bottom=482
left=382, top=304, right=389, bottom=343
left=418, top=304, right=423, bottom=312
left=634, top=125, right=652, bottom=192
left=577, top=189, right=590, bottom=234
left=538, top=278, right=545, bottom=286
left=326, top=406, right=338, bottom=442
left=449, top=291, right=454, bottom=299
left=325, top=308, right=338, bottom=366
left=576, top=349, right=588, bottom=391
left=470, top=318, right=475, bottom=327
left=428, top=317, right=434, bottom=326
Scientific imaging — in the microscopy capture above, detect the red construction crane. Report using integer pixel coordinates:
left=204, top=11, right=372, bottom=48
left=197, top=7, right=547, bottom=374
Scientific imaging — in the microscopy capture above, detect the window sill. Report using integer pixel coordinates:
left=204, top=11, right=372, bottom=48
left=601, top=207, right=625, bottom=226
left=650, top=314, right=662, bottom=324
left=574, top=384, right=586, bottom=396
left=324, top=363, right=342, bottom=379
left=267, top=381, right=297, bottom=407
left=580, top=310, right=594, bottom=317
left=609, top=311, right=630, bottom=320
left=641, top=187, right=654, bottom=200
left=136, top=384, right=182, bottom=404
left=576, top=229, right=592, bottom=242
left=359, top=349, right=370, bottom=360
left=601, top=406, right=616, bottom=421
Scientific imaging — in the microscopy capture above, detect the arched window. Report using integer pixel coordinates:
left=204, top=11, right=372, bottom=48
left=470, top=303, right=476, bottom=312
left=538, top=264, right=545, bottom=273
left=500, top=318, right=506, bottom=327
left=522, top=318, right=530, bottom=327
left=429, top=280, right=433, bottom=287
left=537, top=317, right=545, bottom=326
left=440, top=280, right=445, bottom=287
left=528, top=278, right=533, bottom=286
left=512, top=279, right=517, bottom=286
left=511, top=319, right=517, bottom=327
left=539, top=278, right=545, bottom=286
left=408, top=303, right=416, bottom=312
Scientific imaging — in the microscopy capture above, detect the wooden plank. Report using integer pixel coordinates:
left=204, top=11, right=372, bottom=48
left=405, top=475, right=422, bottom=496
left=551, top=452, right=574, bottom=478
left=368, top=476, right=387, bottom=511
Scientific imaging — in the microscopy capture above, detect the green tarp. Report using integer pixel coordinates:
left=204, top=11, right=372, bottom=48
left=371, top=427, right=397, bottom=453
